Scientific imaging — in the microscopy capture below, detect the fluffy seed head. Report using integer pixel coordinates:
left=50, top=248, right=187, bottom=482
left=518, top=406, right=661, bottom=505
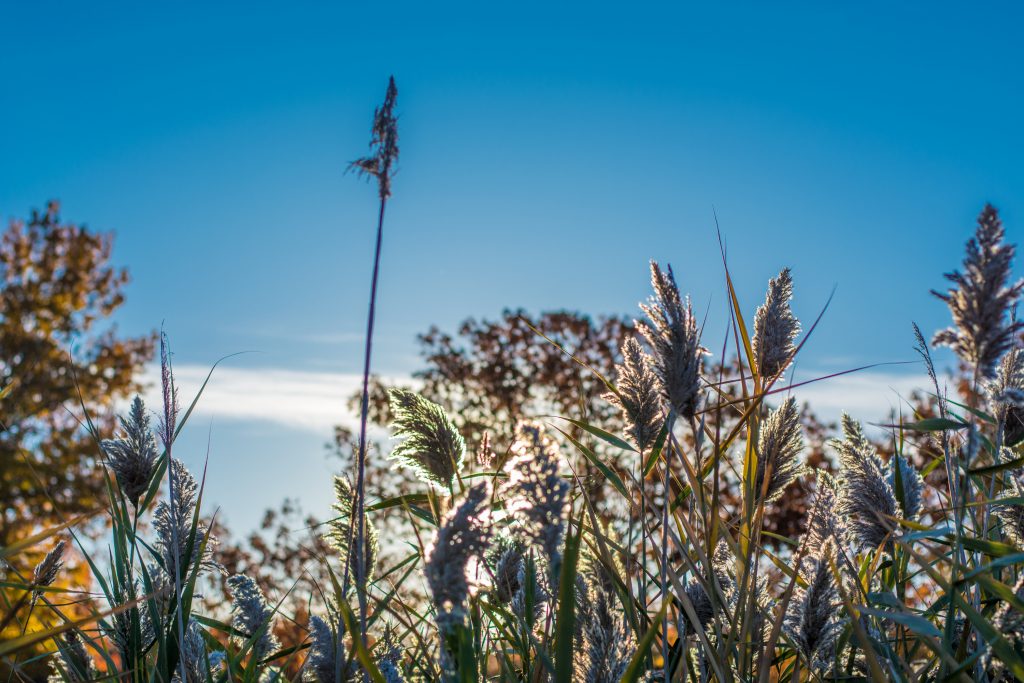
left=752, top=267, right=801, bottom=379
left=173, top=620, right=218, bottom=683
left=833, top=415, right=900, bottom=551
left=388, top=388, right=465, bottom=491
left=754, top=396, right=805, bottom=503
left=637, top=261, right=707, bottom=419
left=997, top=476, right=1024, bottom=548
left=805, top=473, right=845, bottom=553
left=302, top=614, right=353, bottom=683
left=327, top=475, right=379, bottom=589
left=574, top=577, right=636, bottom=683
left=932, top=204, right=1024, bottom=379
left=604, top=337, right=663, bottom=451
left=888, top=453, right=925, bottom=522
left=153, top=459, right=219, bottom=579
left=989, top=348, right=1024, bottom=447
left=32, top=539, right=66, bottom=603
left=350, top=77, right=400, bottom=199
left=425, top=483, right=492, bottom=617
left=48, top=630, right=95, bottom=682
left=784, top=541, right=842, bottom=673
left=504, top=422, right=571, bottom=575
left=102, top=395, right=159, bottom=507
left=227, top=574, right=278, bottom=661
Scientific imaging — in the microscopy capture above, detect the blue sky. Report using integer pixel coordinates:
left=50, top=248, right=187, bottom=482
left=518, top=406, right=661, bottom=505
left=2, top=2, right=1022, bottom=533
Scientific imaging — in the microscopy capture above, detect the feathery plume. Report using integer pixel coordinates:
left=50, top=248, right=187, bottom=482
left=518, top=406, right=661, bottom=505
left=805, top=473, right=845, bottom=553
left=989, top=348, right=1024, bottom=447
left=173, top=620, right=220, bottom=683
left=754, top=396, right=805, bottom=503
left=637, top=261, right=707, bottom=419
left=327, top=475, right=379, bottom=589
left=833, top=415, right=900, bottom=551
left=102, top=395, right=159, bottom=508
left=376, top=625, right=405, bottom=683
left=388, top=388, right=465, bottom=491
left=604, top=337, right=663, bottom=451
left=32, top=539, right=66, bottom=607
left=349, top=76, right=400, bottom=200
left=752, top=267, right=801, bottom=379
left=679, top=540, right=734, bottom=638
left=996, top=476, right=1024, bottom=548
left=485, top=534, right=526, bottom=604
left=425, top=483, right=492, bottom=617
left=227, top=574, right=278, bottom=661
left=888, top=453, right=925, bottom=522
left=153, top=459, right=219, bottom=578
left=47, top=630, right=95, bottom=683
left=302, top=614, right=354, bottom=683
left=932, top=204, right=1024, bottom=379
left=574, top=577, right=636, bottom=683
left=784, top=541, right=842, bottom=674
left=504, top=422, right=571, bottom=576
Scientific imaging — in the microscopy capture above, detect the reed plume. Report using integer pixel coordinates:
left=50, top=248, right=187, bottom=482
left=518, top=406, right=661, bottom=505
left=101, top=395, right=159, bottom=508
left=31, top=539, right=65, bottom=606
left=302, top=614, right=353, bottom=683
left=805, top=473, right=845, bottom=554
left=327, top=475, right=379, bottom=591
left=349, top=76, right=399, bottom=200
left=833, top=415, right=900, bottom=551
left=996, top=476, right=1024, bottom=547
left=989, top=348, right=1024, bottom=447
left=153, top=459, right=219, bottom=578
left=752, top=267, right=800, bottom=380
left=783, top=541, right=842, bottom=674
left=888, top=452, right=925, bottom=522
left=754, top=396, right=805, bottom=503
left=604, top=337, right=663, bottom=451
left=574, top=576, right=635, bottom=683
left=227, top=574, right=278, bottom=661
left=388, top=388, right=465, bottom=491
left=637, top=261, right=706, bottom=419
left=173, top=620, right=219, bottom=683
left=504, top=422, right=570, bottom=577
left=47, top=630, right=94, bottom=682
left=932, top=204, right=1024, bottom=379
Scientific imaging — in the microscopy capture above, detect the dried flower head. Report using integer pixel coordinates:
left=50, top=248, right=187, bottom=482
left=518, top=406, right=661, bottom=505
left=754, top=396, right=805, bottom=503
left=997, top=476, right=1024, bottom=548
left=153, top=459, right=219, bottom=579
left=888, top=453, right=925, bottom=522
left=375, top=625, right=405, bottom=683
left=48, top=630, right=95, bottom=682
left=679, top=540, right=734, bottom=638
left=504, top=422, right=571, bottom=576
left=388, top=388, right=465, bottom=491
left=102, top=395, right=159, bottom=508
left=989, top=348, right=1024, bottom=447
left=603, top=337, right=663, bottom=452
left=833, top=415, right=900, bottom=551
left=326, top=475, right=379, bottom=589
left=227, top=574, right=278, bottom=661
left=752, top=267, right=801, bottom=379
left=932, top=204, right=1024, bottom=379
left=784, top=541, right=842, bottom=674
left=302, top=614, right=353, bottom=683
left=805, top=473, right=845, bottom=554
left=173, top=620, right=219, bottom=683
left=485, top=534, right=526, bottom=604
left=637, top=261, right=707, bottom=419
left=425, top=483, right=492, bottom=617
left=350, top=76, right=400, bottom=200
left=32, top=539, right=66, bottom=605
left=574, top=576, right=636, bottom=683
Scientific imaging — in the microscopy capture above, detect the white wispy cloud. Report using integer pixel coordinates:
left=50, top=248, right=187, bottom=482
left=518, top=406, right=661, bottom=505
left=136, top=363, right=412, bottom=434
left=788, top=367, right=929, bottom=428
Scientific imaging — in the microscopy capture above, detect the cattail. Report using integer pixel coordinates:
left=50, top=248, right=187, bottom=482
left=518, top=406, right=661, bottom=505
left=784, top=540, right=842, bottom=674
left=349, top=76, right=399, bottom=200
left=752, top=267, right=801, bottom=380
left=989, top=348, right=1024, bottom=447
left=932, top=204, right=1024, bottom=379
left=637, top=261, right=707, bottom=420
left=31, top=539, right=66, bottom=606
left=833, top=415, right=900, bottom=551
left=504, top=422, right=570, bottom=577
left=574, top=577, right=636, bottom=683
left=102, top=395, right=159, bottom=508
left=153, top=459, right=219, bottom=579
left=388, top=388, right=465, bottom=491
left=327, top=475, right=379, bottom=590
left=604, top=337, right=664, bottom=451
left=425, top=483, right=492, bottom=678
left=48, top=630, right=95, bottom=682
left=302, top=614, right=354, bottom=683
left=425, top=483, right=491, bottom=616
left=754, top=396, right=805, bottom=503
left=227, top=574, right=278, bottom=661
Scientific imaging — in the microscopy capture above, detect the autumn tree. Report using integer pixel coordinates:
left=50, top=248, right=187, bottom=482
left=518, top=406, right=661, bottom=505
left=0, top=201, right=154, bottom=546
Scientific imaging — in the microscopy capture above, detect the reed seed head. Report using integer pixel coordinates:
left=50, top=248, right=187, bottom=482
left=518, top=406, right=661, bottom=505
left=327, top=475, right=379, bottom=589
left=752, top=267, right=800, bottom=380
left=989, top=348, right=1024, bottom=447
left=425, top=483, right=492, bottom=618
left=302, top=614, right=353, bottom=683
left=153, top=459, right=219, bottom=579
left=932, top=204, right=1024, bottom=379
left=833, top=415, right=900, bottom=551
left=48, top=630, right=95, bottom=682
left=637, top=261, right=707, bottom=420
left=32, top=539, right=66, bottom=604
left=754, top=396, right=805, bottom=503
left=604, top=337, right=664, bottom=452
left=350, top=77, right=400, bottom=200
left=102, top=395, right=159, bottom=508
left=388, top=388, right=465, bottom=491
left=784, top=540, right=842, bottom=674
left=227, top=574, right=278, bottom=661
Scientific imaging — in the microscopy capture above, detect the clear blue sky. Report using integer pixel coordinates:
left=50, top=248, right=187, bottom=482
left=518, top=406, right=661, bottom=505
left=2, top=2, right=1022, bottom=532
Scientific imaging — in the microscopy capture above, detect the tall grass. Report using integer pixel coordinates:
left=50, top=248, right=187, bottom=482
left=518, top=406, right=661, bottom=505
left=3, top=81, right=1024, bottom=683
